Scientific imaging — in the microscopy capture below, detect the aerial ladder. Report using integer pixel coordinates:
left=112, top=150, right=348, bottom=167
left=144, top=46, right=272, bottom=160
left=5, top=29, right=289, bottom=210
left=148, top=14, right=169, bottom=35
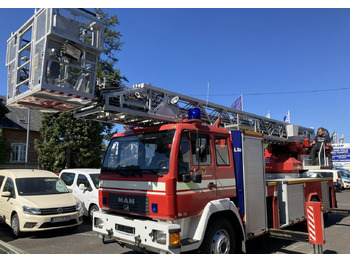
left=6, top=8, right=329, bottom=170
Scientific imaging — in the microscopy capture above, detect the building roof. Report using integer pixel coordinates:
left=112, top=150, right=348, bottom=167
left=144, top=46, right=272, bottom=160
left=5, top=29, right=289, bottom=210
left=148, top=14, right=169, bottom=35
left=0, top=96, right=42, bottom=132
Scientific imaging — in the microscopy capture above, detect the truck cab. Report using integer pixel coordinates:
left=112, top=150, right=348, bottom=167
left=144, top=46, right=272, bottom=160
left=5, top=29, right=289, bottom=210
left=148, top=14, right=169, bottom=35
left=94, top=118, right=242, bottom=253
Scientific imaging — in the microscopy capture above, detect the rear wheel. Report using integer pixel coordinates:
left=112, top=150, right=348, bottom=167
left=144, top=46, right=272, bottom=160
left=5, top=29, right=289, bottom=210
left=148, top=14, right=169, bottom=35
left=11, top=213, right=21, bottom=238
left=200, top=217, right=236, bottom=254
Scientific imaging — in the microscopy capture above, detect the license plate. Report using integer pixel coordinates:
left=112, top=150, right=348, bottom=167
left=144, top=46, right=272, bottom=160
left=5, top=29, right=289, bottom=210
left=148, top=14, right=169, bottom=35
left=51, top=216, right=70, bottom=223
left=115, top=224, right=135, bottom=235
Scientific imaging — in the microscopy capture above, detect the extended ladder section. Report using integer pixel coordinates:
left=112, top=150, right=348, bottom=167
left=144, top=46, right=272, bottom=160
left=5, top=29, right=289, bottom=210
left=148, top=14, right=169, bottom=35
left=5, top=8, right=314, bottom=143
left=75, top=83, right=314, bottom=142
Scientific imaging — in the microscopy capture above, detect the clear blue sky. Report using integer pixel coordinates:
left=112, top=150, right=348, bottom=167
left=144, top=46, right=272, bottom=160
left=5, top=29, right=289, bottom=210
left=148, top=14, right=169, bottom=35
left=1, top=8, right=350, bottom=141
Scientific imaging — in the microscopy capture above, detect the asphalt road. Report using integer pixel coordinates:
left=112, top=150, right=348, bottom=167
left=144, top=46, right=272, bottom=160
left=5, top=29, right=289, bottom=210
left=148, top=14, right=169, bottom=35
left=1, top=190, right=350, bottom=254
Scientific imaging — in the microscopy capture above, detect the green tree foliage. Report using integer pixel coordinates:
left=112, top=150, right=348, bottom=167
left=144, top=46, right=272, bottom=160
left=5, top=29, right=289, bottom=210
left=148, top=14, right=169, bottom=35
left=35, top=112, right=113, bottom=173
left=95, top=8, right=128, bottom=83
left=35, top=9, right=123, bottom=172
left=0, top=129, right=11, bottom=165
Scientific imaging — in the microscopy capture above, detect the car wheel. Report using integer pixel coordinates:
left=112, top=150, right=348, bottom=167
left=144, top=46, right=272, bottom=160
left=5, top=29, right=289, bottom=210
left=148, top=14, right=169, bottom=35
left=89, top=204, right=99, bottom=221
left=11, top=213, right=21, bottom=238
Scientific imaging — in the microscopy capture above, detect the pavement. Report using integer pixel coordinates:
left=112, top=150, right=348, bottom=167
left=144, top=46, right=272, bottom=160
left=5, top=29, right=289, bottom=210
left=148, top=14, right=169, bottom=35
left=0, top=240, right=27, bottom=254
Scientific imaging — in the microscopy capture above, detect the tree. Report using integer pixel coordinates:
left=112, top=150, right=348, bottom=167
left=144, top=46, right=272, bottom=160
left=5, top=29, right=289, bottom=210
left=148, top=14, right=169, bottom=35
left=35, top=112, right=113, bottom=173
left=0, top=129, right=11, bottom=165
left=35, top=9, right=123, bottom=172
left=95, top=8, right=128, bottom=83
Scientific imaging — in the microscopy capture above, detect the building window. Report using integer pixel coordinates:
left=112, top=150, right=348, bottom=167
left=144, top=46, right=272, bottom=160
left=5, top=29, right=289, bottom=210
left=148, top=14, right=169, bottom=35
left=11, top=143, right=26, bottom=162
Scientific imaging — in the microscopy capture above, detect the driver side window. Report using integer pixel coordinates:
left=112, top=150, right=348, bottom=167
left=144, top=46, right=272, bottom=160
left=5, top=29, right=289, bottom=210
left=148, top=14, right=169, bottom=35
left=3, top=178, right=15, bottom=197
left=178, top=132, right=191, bottom=181
left=77, top=174, right=90, bottom=188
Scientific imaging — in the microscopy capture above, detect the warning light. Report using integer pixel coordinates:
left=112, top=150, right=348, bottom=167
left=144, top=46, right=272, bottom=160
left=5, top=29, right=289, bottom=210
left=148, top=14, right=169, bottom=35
left=188, top=108, right=201, bottom=120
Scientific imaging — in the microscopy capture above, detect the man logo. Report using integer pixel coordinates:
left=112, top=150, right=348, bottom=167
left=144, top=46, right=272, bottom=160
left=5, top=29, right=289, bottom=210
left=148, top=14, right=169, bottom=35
left=118, top=197, right=135, bottom=205
left=123, top=205, right=129, bottom=212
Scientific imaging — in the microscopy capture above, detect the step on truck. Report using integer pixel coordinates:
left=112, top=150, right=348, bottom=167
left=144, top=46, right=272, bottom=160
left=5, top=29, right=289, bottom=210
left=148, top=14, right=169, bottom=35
left=6, top=8, right=340, bottom=254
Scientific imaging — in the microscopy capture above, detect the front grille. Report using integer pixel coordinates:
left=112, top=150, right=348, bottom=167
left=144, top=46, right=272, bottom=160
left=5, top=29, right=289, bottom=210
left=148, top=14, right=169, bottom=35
left=39, top=219, right=78, bottom=228
left=40, top=205, right=76, bottom=215
left=109, top=194, right=149, bottom=215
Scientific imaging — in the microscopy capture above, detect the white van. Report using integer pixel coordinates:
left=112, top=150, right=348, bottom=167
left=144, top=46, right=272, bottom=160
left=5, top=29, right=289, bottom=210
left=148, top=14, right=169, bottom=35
left=59, top=169, right=100, bottom=219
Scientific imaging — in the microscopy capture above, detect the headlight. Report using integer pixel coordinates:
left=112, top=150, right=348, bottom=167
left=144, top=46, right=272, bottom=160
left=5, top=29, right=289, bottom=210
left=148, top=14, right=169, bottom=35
left=154, top=230, right=167, bottom=245
left=75, top=200, right=82, bottom=211
left=22, top=206, right=41, bottom=215
left=94, top=217, right=104, bottom=229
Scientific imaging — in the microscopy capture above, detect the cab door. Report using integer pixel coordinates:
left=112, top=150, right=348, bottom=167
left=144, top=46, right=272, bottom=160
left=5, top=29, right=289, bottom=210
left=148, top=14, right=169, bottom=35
left=75, top=173, right=93, bottom=215
left=0, top=177, right=16, bottom=225
left=176, top=131, right=217, bottom=218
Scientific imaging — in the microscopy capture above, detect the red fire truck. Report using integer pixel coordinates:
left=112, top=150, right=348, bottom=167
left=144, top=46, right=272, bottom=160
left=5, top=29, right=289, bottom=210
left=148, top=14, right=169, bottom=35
left=89, top=85, right=335, bottom=253
left=5, top=8, right=338, bottom=254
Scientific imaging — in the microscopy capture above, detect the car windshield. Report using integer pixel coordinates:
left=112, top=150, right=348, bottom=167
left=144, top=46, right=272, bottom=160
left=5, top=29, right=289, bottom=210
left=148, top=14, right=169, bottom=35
left=16, top=177, right=69, bottom=196
left=319, top=172, right=333, bottom=178
left=89, top=173, right=100, bottom=189
left=102, top=130, right=175, bottom=175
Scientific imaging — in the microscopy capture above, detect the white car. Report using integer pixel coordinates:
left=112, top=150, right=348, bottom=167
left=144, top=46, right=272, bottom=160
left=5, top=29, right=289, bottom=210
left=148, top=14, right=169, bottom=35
left=0, top=169, right=83, bottom=237
left=59, top=169, right=100, bottom=219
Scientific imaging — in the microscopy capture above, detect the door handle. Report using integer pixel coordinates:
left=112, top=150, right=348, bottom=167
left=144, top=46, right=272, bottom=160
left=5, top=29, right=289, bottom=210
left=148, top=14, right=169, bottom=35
left=208, top=182, right=216, bottom=190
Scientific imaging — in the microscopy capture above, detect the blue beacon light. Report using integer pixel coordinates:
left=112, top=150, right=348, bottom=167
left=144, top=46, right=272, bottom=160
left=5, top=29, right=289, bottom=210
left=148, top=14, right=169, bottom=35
left=188, top=108, right=201, bottom=120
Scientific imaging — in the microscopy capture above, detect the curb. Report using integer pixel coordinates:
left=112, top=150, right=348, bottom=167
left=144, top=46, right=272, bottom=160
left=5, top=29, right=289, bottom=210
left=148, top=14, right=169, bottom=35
left=0, top=240, right=27, bottom=254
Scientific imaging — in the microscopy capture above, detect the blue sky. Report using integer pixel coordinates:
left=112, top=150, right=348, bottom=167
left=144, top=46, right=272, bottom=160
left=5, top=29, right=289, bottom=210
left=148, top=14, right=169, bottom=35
left=1, top=7, right=350, bottom=141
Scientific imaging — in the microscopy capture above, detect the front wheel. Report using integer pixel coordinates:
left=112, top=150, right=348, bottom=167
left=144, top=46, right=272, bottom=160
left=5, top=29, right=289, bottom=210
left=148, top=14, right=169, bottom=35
left=11, top=213, right=21, bottom=238
left=200, top=217, right=236, bottom=254
left=89, top=204, right=99, bottom=221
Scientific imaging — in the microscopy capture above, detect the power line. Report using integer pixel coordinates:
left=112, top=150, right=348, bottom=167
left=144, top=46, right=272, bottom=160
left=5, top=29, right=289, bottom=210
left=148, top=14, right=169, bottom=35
left=188, top=87, right=350, bottom=97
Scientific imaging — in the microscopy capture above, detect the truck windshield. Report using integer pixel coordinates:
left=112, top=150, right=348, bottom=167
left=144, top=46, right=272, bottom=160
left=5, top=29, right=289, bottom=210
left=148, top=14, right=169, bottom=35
left=102, top=130, right=175, bottom=175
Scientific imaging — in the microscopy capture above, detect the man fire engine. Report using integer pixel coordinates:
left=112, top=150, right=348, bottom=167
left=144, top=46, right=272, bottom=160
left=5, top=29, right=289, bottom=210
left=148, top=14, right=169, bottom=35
left=5, top=8, right=340, bottom=254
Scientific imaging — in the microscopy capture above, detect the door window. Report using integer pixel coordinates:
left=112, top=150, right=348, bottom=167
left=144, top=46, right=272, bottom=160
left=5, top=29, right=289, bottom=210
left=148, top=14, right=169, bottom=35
left=60, top=172, right=75, bottom=186
left=214, top=136, right=230, bottom=166
left=190, top=133, right=211, bottom=166
left=3, top=178, right=15, bottom=197
left=77, top=174, right=90, bottom=188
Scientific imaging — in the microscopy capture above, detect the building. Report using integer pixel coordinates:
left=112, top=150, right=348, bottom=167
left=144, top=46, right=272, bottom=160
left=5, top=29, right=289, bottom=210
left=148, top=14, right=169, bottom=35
left=0, top=96, right=42, bottom=169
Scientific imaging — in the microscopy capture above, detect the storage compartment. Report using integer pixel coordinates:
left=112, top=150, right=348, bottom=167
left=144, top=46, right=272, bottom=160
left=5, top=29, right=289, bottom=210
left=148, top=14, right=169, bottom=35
left=278, top=182, right=305, bottom=227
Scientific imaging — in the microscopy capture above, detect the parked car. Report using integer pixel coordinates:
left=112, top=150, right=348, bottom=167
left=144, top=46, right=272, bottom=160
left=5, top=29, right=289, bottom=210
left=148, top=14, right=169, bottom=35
left=305, top=169, right=344, bottom=189
left=300, top=170, right=343, bottom=191
left=333, top=166, right=350, bottom=188
left=0, top=169, right=83, bottom=237
left=59, top=169, right=100, bottom=219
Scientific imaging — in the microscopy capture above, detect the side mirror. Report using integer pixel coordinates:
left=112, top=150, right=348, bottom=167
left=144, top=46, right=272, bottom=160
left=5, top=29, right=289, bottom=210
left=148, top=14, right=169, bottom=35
left=192, top=172, right=202, bottom=183
left=78, top=184, right=87, bottom=191
left=181, top=173, right=191, bottom=182
left=1, top=191, right=12, bottom=198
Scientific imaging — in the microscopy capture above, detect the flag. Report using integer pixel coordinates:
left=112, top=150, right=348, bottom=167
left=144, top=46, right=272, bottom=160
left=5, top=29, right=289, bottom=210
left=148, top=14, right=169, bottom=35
left=266, top=110, right=270, bottom=119
left=331, top=132, right=338, bottom=144
left=283, top=110, right=290, bottom=123
left=231, top=95, right=242, bottom=110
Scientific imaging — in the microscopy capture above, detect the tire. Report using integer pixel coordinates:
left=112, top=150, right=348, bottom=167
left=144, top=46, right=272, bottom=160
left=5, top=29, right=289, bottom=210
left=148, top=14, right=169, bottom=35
left=200, top=217, right=236, bottom=254
left=89, top=204, right=99, bottom=221
left=11, top=213, right=21, bottom=238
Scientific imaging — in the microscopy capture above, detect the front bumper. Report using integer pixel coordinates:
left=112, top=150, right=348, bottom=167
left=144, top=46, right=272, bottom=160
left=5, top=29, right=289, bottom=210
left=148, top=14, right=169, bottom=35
left=343, top=181, right=350, bottom=189
left=93, top=211, right=181, bottom=254
left=19, top=212, right=83, bottom=232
